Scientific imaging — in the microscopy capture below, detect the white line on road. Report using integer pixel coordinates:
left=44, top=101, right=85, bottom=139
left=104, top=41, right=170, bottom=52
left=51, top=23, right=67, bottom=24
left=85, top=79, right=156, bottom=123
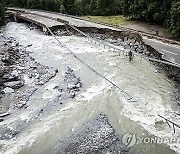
left=162, top=49, right=178, bottom=55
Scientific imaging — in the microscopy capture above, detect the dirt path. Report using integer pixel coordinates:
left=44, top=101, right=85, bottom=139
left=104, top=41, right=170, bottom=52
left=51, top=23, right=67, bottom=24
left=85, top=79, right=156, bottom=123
left=123, top=21, right=172, bottom=39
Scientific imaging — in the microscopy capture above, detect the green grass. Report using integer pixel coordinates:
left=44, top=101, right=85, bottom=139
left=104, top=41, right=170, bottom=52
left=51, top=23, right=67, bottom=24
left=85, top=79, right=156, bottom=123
left=81, top=15, right=131, bottom=26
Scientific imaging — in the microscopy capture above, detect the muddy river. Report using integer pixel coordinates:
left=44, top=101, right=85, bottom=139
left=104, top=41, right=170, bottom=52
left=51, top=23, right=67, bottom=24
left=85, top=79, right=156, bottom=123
left=0, top=22, right=179, bottom=154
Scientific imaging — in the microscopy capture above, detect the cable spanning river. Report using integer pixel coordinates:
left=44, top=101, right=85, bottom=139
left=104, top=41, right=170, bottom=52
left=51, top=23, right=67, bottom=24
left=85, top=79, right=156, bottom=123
left=0, top=22, right=179, bottom=154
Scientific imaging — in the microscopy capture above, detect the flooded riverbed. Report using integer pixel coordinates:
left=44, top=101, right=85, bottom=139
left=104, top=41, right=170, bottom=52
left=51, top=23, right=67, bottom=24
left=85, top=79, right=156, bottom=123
left=0, top=22, right=179, bottom=154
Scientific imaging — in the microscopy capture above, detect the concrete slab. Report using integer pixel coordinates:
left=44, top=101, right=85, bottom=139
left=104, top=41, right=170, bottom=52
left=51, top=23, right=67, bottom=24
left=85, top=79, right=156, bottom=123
left=8, top=10, right=65, bottom=28
left=20, top=13, right=65, bottom=28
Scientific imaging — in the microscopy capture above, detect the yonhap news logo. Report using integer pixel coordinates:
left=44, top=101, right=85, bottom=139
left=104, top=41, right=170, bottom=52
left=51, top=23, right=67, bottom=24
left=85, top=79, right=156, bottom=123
left=122, top=133, right=137, bottom=148
left=122, top=133, right=180, bottom=149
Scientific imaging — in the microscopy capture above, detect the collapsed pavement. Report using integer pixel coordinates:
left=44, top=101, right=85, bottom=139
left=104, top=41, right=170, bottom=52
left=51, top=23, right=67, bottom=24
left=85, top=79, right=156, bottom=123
left=56, top=27, right=180, bottom=105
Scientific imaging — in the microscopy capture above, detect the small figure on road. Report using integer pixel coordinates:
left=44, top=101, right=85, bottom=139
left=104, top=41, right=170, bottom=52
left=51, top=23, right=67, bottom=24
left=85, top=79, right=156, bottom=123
left=155, top=30, right=159, bottom=36
left=16, top=11, right=21, bottom=17
left=128, top=51, right=133, bottom=61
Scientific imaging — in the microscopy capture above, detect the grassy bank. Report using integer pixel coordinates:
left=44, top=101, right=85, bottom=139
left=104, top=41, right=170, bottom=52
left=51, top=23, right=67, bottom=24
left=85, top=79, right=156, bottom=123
left=81, top=16, right=130, bottom=26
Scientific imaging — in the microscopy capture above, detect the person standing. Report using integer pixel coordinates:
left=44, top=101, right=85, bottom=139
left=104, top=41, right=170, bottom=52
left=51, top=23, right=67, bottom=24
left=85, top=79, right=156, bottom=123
left=128, top=51, right=133, bottom=61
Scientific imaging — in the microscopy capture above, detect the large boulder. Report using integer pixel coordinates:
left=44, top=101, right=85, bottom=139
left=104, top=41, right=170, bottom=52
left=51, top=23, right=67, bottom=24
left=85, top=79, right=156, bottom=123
left=2, top=87, right=14, bottom=94
left=1, top=70, right=20, bottom=81
left=0, top=66, right=11, bottom=77
left=11, top=70, right=19, bottom=78
left=4, top=81, right=24, bottom=89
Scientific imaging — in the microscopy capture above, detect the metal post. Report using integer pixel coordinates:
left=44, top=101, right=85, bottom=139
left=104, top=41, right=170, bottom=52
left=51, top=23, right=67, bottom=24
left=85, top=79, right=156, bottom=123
left=173, top=124, right=176, bottom=134
left=165, top=119, right=171, bottom=128
left=14, top=15, right=17, bottom=22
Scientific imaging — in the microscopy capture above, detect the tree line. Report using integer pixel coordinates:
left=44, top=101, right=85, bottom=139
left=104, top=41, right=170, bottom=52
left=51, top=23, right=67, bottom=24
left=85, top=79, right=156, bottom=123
left=0, top=0, right=5, bottom=26
left=2, top=0, right=180, bottom=38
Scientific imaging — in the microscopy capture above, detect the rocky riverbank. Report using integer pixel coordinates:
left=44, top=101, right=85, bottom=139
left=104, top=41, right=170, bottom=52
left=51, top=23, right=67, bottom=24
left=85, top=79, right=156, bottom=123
left=0, top=35, right=58, bottom=116
left=56, top=113, right=126, bottom=154
left=0, top=66, right=82, bottom=142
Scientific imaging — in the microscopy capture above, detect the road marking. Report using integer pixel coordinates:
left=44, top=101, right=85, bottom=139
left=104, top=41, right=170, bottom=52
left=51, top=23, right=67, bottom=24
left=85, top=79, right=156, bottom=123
left=162, top=49, right=178, bottom=55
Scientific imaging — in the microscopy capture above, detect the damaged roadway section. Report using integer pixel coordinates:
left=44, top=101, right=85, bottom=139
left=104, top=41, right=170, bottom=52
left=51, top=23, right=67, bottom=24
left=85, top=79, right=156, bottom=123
left=80, top=28, right=180, bottom=103
left=55, top=26, right=180, bottom=104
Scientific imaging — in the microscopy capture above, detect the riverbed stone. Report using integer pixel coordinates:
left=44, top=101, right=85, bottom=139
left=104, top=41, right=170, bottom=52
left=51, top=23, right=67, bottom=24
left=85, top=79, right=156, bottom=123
left=11, top=70, right=19, bottom=78
left=56, top=114, right=124, bottom=154
left=2, top=87, right=15, bottom=94
left=4, top=81, right=24, bottom=89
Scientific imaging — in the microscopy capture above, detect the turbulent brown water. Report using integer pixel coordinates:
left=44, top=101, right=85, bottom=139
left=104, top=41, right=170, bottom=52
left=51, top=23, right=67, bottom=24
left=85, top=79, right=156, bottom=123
left=0, top=22, right=179, bottom=154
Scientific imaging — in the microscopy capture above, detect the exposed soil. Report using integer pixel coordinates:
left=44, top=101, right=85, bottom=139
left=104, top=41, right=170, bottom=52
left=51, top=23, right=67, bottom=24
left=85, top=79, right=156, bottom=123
left=122, top=21, right=173, bottom=39
left=81, top=16, right=179, bottom=43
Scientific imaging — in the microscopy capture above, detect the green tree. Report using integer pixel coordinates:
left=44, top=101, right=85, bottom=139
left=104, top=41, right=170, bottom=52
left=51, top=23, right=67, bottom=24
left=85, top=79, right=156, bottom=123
left=169, top=1, right=180, bottom=38
left=97, top=0, right=116, bottom=15
left=0, top=0, right=5, bottom=26
left=27, top=0, right=42, bottom=9
left=115, top=0, right=123, bottom=15
left=63, top=0, right=76, bottom=15
left=60, top=4, right=65, bottom=13
left=16, top=0, right=27, bottom=7
left=81, top=0, right=91, bottom=15
left=89, top=0, right=116, bottom=15
left=90, top=0, right=98, bottom=15
left=74, top=0, right=83, bottom=15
